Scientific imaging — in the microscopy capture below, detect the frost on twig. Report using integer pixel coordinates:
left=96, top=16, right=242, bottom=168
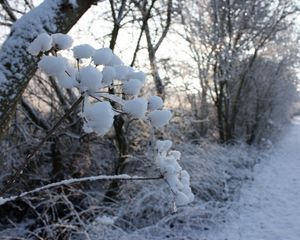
left=0, top=174, right=163, bottom=206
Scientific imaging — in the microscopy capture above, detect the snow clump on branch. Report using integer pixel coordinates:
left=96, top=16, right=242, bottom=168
left=123, top=98, right=148, bottom=118
left=93, top=48, right=113, bottom=65
left=29, top=32, right=173, bottom=131
left=148, top=110, right=172, bottom=128
left=102, top=66, right=116, bottom=86
left=38, top=55, right=67, bottom=76
left=148, top=96, right=164, bottom=111
left=73, top=44, right=95, bottom=59
left=123, top=78, right=143, bottom=96
left=78, top=65, right=103, bottom=92
left=27, top=33, right=52, bottom=56
left=126, top=71, right=147, bottom=83
left=155, top=140, right=194, bottom=206
left=56, top=65, right=77, bottom=89
left=52, top=33, right=73, bottom=50
left=81, top=101, right=115, bottom=135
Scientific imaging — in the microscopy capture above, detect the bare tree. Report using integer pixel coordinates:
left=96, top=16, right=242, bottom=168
left=235, top=56, right=298, bottom=144
left=179, top=0, right=299, bottom=143
left=132, top=0, right=173, bottom=99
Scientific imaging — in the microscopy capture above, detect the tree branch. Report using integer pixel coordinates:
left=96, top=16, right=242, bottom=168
left=0, top=174, right=163, bottom=206
left=0, top=0, right=96, bottom=140
left=0, top=0, right=17, bottom=22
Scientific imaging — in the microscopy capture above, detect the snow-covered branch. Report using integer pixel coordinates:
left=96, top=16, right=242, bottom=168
left=0, top=174, right=163, bottom=206
left=0, top=22, right=192, bottom=208
left=0, top=0, right=95, bottom=139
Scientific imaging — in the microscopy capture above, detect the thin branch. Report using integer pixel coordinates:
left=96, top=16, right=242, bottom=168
left=109, top=0, right=117, bottom=23
left=116, top=0, right=127, bottom=24
left=153, top=0, right=172, bottom=53
left=130, top=26, right=145, bottom=67
left=21, top=98, right=50, bottom=131
left=24, top=0, right=34, bottom=9
left=0, top=0, right=17, bottom=22
left=130, top=0, right=157, bottom=66
left=0, top=174, right=163, bottom=206
left=49, top=76, right=72, bottom=119
left=0, top=21, right=12, bottom=26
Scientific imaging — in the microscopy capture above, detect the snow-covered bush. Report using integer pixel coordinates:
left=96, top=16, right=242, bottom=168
left=26, top=32, right=194, bottom=207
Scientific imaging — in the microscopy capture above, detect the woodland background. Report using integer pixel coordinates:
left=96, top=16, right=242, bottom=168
left=0, top=0, right=299, bottom=239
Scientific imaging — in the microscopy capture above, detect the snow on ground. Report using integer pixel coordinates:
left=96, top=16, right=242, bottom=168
left=4, top=118, right=299, bottom=239
left=208, top=117, right=300, bottom=240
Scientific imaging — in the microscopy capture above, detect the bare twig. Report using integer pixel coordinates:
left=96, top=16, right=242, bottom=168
left=0, top=0, right=17, bottom=22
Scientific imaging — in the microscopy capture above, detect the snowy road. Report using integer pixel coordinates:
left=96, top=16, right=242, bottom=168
left=209, top=118, right=300, bottom=240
